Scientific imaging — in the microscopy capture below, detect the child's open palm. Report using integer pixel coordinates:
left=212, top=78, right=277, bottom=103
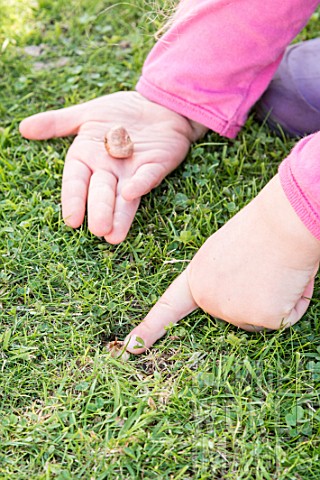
left=20, top=92, right=197, bottom=244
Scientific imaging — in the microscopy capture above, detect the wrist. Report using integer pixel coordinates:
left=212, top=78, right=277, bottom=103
left=137, top=90, right=208, bottom=143
left=257, top=175, right=320, bottom=263
left=187, top=119, right=209, bottom=142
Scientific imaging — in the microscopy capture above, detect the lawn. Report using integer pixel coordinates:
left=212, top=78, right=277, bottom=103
left=1, top=1, right=320, bottom=478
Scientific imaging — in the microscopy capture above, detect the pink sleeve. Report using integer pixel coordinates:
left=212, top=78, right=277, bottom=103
left=279, top=132, right=320, bottom=241
left=136, top=0, right=319, bottom=138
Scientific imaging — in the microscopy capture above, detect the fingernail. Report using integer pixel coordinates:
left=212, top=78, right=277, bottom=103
left=125, top=334, right=146, bottom=352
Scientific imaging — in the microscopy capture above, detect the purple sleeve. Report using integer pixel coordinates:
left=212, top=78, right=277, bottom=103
left=136, top=0, right=319, bottom=138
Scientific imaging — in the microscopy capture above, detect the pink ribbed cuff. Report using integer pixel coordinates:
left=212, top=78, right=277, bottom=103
left=279, top=158, right=320, bottom=241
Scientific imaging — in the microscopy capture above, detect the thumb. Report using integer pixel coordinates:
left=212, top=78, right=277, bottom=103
left=19, top=104, right=87, bottom=140
left=124, top=268, right=198, bottom=354
left=121, top=163, right=166, bottom=202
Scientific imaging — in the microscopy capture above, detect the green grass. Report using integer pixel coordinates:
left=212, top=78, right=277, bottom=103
left=1, top=1, right=320, bottom=478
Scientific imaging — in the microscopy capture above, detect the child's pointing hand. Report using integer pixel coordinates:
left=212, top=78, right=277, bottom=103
left=126, top=175, right=320, bottom=354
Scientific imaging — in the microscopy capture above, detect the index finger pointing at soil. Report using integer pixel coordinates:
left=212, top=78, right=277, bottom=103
left=124, top=269, right=198, bottom=354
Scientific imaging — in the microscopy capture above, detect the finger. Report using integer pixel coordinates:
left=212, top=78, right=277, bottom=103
left=103, top=195, right=140, bottom=245
left=284, top=278, right=315, bottom=327
left=124, top=269, right=198, bottom=354
left=87, top=170, right=117, bottom=237
left=19, top=104, right=87, bottom=140
left=121, top=162, right=168, bottom=201
left=61, top=158, right=91, bottom=228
